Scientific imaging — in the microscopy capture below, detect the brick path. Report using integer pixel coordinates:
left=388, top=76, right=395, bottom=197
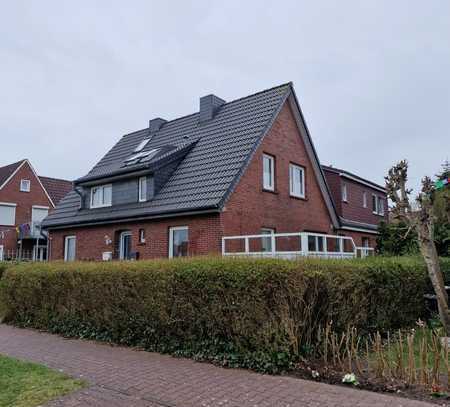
left=0, top=324, right=436, bottom=407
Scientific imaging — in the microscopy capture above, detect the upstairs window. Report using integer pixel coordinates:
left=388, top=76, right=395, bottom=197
left=20, top=179, right=30, bottom=192
left=91, top=184, right=112, bottom=208
left=289, top=164, right=305, bottom=198
left=139, top=176, right=147, bottom=202
left=342, top=183, right=348, bottom=202
left=262, top=154, right=275, bottom=191
left=372, top=194, right=385, bottom=215
left=363, top=192, right=367, bottom=208
left=0, top=203, right=16, bottom=226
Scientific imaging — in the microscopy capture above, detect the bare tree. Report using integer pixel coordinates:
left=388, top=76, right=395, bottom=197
left=385, top=160, right=450, bottom=336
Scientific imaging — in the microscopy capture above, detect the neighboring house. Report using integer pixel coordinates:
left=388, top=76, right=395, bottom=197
left=322, top=165, right=388, bottom=248
left=0, top=159, right=72, bottom=261
left=42, top=82, right=386, bottom=261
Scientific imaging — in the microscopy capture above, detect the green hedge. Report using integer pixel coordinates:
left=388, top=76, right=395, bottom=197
left=0, top=257, right=438, bottom=372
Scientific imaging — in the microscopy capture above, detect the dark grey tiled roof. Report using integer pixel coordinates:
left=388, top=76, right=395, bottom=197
left=43, top=83, right=292, bottom=228
left=340, top=217, right=380, bottom=232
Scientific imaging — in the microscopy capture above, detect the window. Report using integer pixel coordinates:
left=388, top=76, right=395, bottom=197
left=31, top=206, right=49, bottom=237
left=20, top=179, right=30, bottom=192
left=342, top=183, right=348, bottom=202
left=378, top=197, right=385, bottom=216
left=64, top=236, right=76, bottom=261
left=262, top=154, right=275, bottom=191
left=261, top=228, right=275, bottom=252
left=372, top=194, right=385, bottom=215
left=119, top=231, right=132, bottom=260
left=289, top=164, right=305, bottom=198
left=139, top=177, right=147, bottom=202
left=363, top=192, right=367, bottom=208
left=0, top=203, right=16, bottom=226
left=134, top=138, right=150, bottom=153
left=362, top=237, right=370, bottom=248
left=308, top=235, right=325, bottom=252
left=139, top=228, right=146, bottom=244
left=169, top=226, right=189, bottom=258
left=90, top=184, right=112, bottom=208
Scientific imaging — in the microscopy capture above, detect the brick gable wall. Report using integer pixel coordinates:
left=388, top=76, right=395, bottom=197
left=0, top=162, right=53, bottom=253
left=221, top=102, right=333, bottom=237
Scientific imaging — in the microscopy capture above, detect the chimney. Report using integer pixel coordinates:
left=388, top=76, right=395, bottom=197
left=149, top=118, right=167, bottom=133
left=199, top=94, right=225, bottom=123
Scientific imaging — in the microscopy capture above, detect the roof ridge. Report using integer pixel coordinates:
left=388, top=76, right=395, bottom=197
left=121, top=82, right=293, bottom=139
left=39, top=175, right=72, bottom=183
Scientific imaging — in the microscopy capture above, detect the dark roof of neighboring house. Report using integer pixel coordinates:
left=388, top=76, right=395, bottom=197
left=43, top=82, right=340, bottom=229
left=339, top=217, right=379, bottom=232
left=322, top=165, right=386, bottom=192
left=39, top=176, right=73, bottom=205
left=0, top=160, right=24, bottom=188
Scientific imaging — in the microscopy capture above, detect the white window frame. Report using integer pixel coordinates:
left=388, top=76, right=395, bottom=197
left=262, top=154, right=275, bottom=191
left=139, top=228, right=146, bottom=243
left=169, top=226, right=189, bottom=258
left=20, top=179, right=31, bottom=192
left=289, top=164, right=305, bottom=198
left=138, top=176, right=147, bottom=202
left=363, top=192, right=367, bottom=208
left=64, top=236, right=76, bottom=261
left=0, top=202, right=17, bottom=226
left=261, top=228, right=275, bottom=252
left=119, top=231, right=133, bottom=260
left=372, top=194, right=385, bottom=215
left=378, top=196, right=385, bottom=216
left=90, top=184, right=112, bottom=208
left=342, top=183, right=348, bottom=202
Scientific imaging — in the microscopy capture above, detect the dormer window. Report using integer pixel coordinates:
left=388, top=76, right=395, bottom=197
left=139, top=176, right=147, bottom=202
left=20, top=179, right=30, bottom=192
left=91, top=184, right=112, bottom=208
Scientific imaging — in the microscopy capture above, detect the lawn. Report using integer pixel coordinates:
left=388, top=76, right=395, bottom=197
left=0, top=354, right=85, bottom=407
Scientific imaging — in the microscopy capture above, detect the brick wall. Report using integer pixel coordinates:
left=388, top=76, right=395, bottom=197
left=0, top=162, right=53, bottom=253
left=221, top=102, right=333, bottom=237
left=49, top=213, right=223, bottom=261
left=323, top=168, right=388, bottom=226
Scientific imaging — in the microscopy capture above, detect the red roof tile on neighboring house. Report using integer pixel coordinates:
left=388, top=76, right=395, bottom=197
left=0, top=160, right=25, bottom=188
left=39, top=176, right=73, bottom=205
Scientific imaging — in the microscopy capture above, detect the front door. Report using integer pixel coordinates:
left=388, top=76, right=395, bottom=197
left=119, top=231, right=132, bottom=260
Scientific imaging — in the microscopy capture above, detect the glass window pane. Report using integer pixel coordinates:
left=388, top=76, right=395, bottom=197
left=103, top=185, right=112, bottom=205
left=263, top=155, right=273, bottom=189
left=139, top=177, right=147, bottom=201
left=308, top=236, right=316, bottom=251
left=172, top=228, right=189, bottom=257
left=261, top=229, right=274, bottom=252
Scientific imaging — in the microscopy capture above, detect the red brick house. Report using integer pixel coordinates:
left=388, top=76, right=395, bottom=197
left=322, top=165, right=388, bottom=248
left=42, top=83, right=387, bottom=261
left=0, top=159, right=72, bottom=261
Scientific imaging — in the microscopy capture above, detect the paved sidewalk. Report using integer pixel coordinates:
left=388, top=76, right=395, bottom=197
left=0, top=325, right=436, bottom=407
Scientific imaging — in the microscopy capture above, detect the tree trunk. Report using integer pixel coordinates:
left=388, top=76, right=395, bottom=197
left=417, top=223, right=450, bottom=336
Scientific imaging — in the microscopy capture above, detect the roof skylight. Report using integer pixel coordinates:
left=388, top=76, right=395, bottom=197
left=134, top=138, right=150, bottom=153
left=123, top=148, right=159, bottom=166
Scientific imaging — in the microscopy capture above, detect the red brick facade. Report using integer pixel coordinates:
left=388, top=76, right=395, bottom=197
left=47, top=101, right=382, bottom=260
left=0, top=161, right=53, bottom=254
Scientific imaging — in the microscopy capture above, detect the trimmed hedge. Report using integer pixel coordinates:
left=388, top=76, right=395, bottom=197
left=0, top=256, right=443, bottom=372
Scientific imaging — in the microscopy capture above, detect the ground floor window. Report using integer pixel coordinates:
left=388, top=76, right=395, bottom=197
left=261, top=228, right=275, bottom=252
left=64, top=236, right=76, bottom=261
left=362, top=237, right=370, bottom=248
left=308, top=235, right=325, bottom=252
left=119, top=231, right=133, bottom=260
left=169, top=226, right=189, bottom=258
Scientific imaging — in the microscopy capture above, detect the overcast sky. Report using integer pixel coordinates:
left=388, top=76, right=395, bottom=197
left=1, top=1, right=449, bottom=191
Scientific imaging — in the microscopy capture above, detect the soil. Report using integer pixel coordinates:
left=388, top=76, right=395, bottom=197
left=287, top=361, right=450, bottom=405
